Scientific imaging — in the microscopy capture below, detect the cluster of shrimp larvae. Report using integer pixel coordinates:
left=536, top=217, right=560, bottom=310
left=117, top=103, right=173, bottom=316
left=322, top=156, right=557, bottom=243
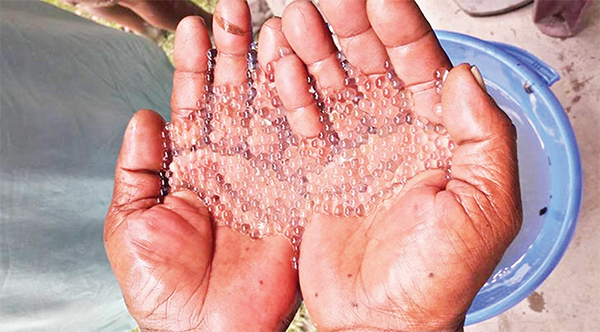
left=161, top=48, right=455, bottom=264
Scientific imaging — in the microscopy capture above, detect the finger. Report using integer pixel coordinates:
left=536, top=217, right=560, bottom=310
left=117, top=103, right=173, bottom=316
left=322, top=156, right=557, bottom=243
left=259, top=16, right=323, bottom=138
left=171, top=16, right=211, bottom=121
left=319, top=0, right=388, bottom=75
left=213, top=0, right=252, bottom=86
left=367, top=0, right=450, bottom=85
left=442, top=64, right=522, bottom=236
left=275, top=54, right=324, bottom=138
left=367, top=0, right=451, bottom=121
left=281, top=0, right=345, bottom=89
left=257, top=17, right=291, bottom=74
left=110, top=109, right=165, bottom=210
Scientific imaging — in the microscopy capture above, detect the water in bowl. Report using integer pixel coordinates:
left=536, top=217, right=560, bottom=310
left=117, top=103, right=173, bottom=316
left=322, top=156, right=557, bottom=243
left=472, top=81, right=551, bottom=302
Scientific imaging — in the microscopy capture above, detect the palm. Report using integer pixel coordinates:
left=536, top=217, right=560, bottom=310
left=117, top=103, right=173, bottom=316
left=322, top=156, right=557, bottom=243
left=297, top=84, right=520, bottom=331
left=107, top=191, right=298, bottom=331
left=300, top=177, right=516, bottom=331
left=106, top=205, right=212, bottom=331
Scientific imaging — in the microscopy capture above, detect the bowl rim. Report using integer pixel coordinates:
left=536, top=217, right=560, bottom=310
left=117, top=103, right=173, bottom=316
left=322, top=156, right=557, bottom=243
left=435, top=30, right=583, bottom=325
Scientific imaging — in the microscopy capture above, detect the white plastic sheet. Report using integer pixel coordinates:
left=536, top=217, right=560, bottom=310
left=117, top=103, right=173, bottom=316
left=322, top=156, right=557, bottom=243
left=0, top=1, right=174, bottom=331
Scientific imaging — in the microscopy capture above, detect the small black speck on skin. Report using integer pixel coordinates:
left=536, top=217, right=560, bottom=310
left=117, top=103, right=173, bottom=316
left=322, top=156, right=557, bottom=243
left=351, top=302, right=358, bottom=308
left=539, top=207, right=548, bottom=216
left=428, top=273, right=435, bottom=278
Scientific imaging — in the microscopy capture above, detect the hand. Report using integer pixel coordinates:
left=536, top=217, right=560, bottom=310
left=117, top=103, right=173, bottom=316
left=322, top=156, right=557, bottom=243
left=104, top=2, right=299, bottom=331
left=271, top=1, right=522, bottom=331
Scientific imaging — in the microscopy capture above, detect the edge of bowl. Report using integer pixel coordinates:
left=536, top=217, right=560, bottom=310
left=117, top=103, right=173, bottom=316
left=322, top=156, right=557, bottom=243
left=435, top=30, right=583, bottom=325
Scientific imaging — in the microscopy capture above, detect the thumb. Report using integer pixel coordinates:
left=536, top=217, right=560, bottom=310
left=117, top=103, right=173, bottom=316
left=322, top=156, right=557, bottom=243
left=105, top=110, right=212, bottom=238
left=107, top=109, right=165, bottom=221
left=442, top=64, right=522, bottom=239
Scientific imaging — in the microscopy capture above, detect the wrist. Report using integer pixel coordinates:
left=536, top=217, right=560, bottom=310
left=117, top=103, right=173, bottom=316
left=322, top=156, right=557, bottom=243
left=324, top=318, right=465, bottom=332
left=139, top=327, right=194, bottom=332
left=137, top=322, right=201, bottom=332
left=332, top=327, right=463, bottom=332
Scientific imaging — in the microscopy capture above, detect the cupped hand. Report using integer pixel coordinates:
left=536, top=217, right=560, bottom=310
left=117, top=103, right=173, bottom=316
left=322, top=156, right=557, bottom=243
left=104, top=2, right=299, bottom=331
left=105, top=0, right=523, bottom=330
left=272, top=1, right=522, bottom=331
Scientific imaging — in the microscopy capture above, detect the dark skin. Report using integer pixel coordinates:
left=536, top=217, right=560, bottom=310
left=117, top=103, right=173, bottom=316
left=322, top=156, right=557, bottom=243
left=104, top=0, right=522, bottom=331
left=279, top=1, right=522, bottom=331
left=104, top=2, right=298, bottom=331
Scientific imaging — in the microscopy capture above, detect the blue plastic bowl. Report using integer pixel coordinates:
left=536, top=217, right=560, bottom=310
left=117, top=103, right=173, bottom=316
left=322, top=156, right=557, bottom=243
left=437, top=31, right=582, bottom=324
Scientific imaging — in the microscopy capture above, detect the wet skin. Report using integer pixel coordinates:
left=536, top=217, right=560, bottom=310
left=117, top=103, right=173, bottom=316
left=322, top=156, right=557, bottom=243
left=104, top=0, right=522, bottom=331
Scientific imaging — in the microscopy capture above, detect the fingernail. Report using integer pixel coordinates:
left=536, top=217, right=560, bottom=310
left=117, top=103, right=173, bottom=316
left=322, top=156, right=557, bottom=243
left=470, top=65, right=486, bottom=92
left=278, top=46, right=292, bottom=58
